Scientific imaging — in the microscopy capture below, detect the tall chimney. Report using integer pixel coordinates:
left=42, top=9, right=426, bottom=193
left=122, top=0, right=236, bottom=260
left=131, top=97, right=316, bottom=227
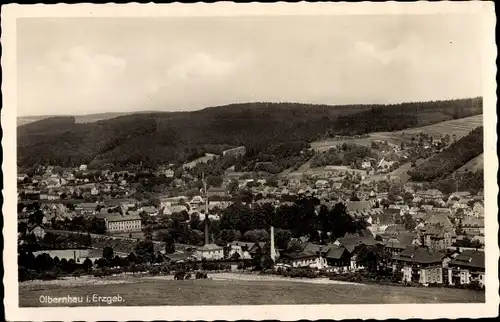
left=203, top=172, right=209, bottom=245
left=270, top=226, right=276, bottom=261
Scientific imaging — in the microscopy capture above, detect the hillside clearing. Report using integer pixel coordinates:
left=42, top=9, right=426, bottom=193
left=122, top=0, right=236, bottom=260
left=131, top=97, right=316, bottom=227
left=311, top=114, right=483, bottom=151
left=452, top=153, right=484, bottom=175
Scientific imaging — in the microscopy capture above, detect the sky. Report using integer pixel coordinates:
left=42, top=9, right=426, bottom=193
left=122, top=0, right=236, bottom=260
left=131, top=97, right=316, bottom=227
left=17, top=14, right=484, bottom=116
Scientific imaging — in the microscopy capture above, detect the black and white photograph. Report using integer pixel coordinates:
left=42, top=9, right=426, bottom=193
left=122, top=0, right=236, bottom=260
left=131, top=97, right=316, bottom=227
left=2, top=2, right=498, bottom=321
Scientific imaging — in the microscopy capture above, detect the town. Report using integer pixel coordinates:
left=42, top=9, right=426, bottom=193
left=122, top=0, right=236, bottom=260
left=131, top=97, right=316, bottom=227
left=17, top=133, right=485, bottom=291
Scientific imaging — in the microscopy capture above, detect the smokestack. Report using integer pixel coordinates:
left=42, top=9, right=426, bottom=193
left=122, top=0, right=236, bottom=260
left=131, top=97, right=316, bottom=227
left=203, top=172, right=209, bottom=245
left=270, top=226, right=276, bottom=261
left=204, top=217, right=209, bottom=245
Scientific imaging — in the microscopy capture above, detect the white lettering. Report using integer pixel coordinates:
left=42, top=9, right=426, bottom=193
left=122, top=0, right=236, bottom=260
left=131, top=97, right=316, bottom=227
left=39, top=295, right=84, bottom=304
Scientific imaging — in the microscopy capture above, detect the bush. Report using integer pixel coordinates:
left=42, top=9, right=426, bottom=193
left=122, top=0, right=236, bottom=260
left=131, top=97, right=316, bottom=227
left=39, top=271, right=58, bottom=280
left=18, top=267, right=38, bottom=282
left=195, top=271, right=208, bottom=279
left=174, top=270, right=186, bottom=280
left=277, top=267, right=318, bottom=279
left=149, top=266, right=160, bottom=276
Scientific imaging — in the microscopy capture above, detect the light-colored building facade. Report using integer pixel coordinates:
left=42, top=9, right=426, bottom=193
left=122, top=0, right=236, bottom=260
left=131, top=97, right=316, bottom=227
left=447, top=250, right=485, bottom=288
left=195, top=244, right=224, bottom=260
left=105, top=214, right=142, bottom=233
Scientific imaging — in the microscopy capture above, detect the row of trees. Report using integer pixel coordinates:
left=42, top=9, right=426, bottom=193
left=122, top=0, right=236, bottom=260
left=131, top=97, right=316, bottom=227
left=311, top=143, right=377, bottom=168
left=19, top=231, right=92, bottom=252
left=151, top=198, right=368, bottom=250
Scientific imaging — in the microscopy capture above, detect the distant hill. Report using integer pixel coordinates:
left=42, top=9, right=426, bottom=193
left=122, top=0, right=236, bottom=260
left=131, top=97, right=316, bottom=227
left=16, top=111, right=154, bottom=127
left=17, top=99, right=483, bottom=169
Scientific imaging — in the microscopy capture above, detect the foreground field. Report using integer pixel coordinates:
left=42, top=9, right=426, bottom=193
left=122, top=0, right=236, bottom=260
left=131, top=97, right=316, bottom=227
left=19, top=277, right=484, bottom=307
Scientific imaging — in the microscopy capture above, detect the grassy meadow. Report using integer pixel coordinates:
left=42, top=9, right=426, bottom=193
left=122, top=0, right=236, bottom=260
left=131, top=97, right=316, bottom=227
left=19, top=278, right=485, bottom=307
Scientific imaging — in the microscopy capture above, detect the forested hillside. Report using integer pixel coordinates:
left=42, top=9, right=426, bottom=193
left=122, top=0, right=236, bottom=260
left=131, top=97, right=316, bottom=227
left=329, top=97, right=482, bottom=136
left=17, top=98, right=482, bottom=169
left=407, top=126, right=483, bottom=182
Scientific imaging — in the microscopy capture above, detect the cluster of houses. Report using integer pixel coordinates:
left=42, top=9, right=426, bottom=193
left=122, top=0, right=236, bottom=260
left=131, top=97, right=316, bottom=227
left=18, top=159, right=485, bottom=288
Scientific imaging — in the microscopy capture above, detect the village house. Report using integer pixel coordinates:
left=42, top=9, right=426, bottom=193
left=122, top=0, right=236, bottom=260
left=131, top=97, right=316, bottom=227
left=163, top=204, right=189, bottom=216
left=164, top=169, right=175, bottom=178
left=207, top=187, right=227, bottom=198
left=367, top=209, right=401, bottom=235
left=159, top=196, right=187, bottom=209
left=361, top=160, right=372, bottom=169
left=377, top=158, right=395, bottom=172
left=281, top=251, right=327, bottom=269
left=447, top=250, right=485, bottom=288
left=90, top=187, right=99, bottom=196
left=383, top=232, right=422, bottom=256
left=325, top=244, right=351, bottom=272
left=75, top=203, right=99, bottom=216
left=472, top=202, right=484, bottom=218
left=460, top=217, right=484, bottom=236
left=421, top=225, right=456, bottom=252
left=315, top=179, right=329, bottom=190
left=105, top=213, right=142, bottom=233
left=208, top=200, right=232, bottom=211
left=415, top=189, right=445, bottom=202
left=432, top=207, right=451, bottom=214
left=227, top=241, right=256, bottom=260
left=17, top=173, right=29, bottom=182
left=345, top=200, right=373, bottom=218
left=27, top=223, right=46, bottom=240
left=189, top=195, right=205, bottom=210
left=141, top=206, right=159, bottom=217
left=392, top=246, right=446, bottom=285
left=194, top=244, right=224, bottom=260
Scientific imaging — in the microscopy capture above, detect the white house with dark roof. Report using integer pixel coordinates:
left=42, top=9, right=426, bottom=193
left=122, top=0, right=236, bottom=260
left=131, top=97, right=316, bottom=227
left=447, top=250, right=485, bottom=287
left=194, top=244, right=224, bottom=260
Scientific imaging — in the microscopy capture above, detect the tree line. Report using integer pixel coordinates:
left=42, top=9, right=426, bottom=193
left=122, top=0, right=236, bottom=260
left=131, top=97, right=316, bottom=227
left=17, top=98, right=481, bottom=168
left=153, top=198, right=369, bottom=251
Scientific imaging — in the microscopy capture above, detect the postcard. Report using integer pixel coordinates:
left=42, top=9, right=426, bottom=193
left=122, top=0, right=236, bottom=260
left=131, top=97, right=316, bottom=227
left=2, top=2, right=498, bottom=321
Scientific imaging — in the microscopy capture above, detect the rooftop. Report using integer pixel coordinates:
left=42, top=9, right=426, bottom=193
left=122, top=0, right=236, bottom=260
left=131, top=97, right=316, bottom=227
left=198, top=243, right=223, bottom=251
left=448, top=250, right=485, bottom=270
left=106, top=213, right=141, bottom=222
left=393, top=246, right=445, bottom=264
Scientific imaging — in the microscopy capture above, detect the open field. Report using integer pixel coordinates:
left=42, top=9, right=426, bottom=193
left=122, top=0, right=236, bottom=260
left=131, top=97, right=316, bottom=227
left=311, top=115, right=483, bottom=151
left=19, top=277, right=484, bottom=306
left=393, top=114, right=483, bottom=140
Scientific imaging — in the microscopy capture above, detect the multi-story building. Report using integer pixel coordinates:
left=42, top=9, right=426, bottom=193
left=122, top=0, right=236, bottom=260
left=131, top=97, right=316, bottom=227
left=447, top=250, right=485, bottom=287
left=194, top=244, right=224, bottom=260
left=105, top=213, right=142, bottom=233
left=207, top=187, right=227, bottom=198
left=392, top=246, right=446, bottom=285
left=415, top=189, right=445, bottom=202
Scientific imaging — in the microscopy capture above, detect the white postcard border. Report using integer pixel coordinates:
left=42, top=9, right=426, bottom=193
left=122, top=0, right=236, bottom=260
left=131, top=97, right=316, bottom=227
left=2, top=2, right=498, bottom=321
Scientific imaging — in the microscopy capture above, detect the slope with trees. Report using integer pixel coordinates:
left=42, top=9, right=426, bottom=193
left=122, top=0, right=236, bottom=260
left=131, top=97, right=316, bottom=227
left=18, top=98, right=482, bottom=168
left=407, top=126, right=483, bottom=182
